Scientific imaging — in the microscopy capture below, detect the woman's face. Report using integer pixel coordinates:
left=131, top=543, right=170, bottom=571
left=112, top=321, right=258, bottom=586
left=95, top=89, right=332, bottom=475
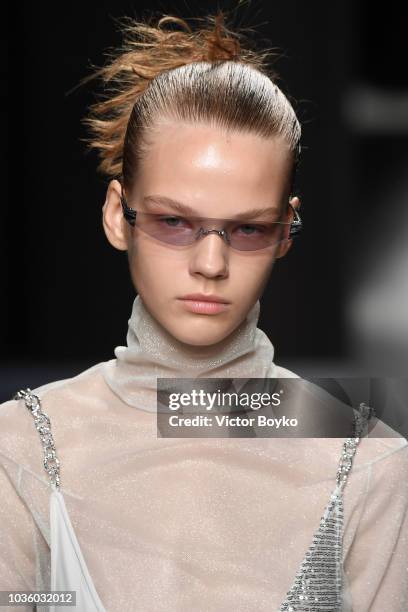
left=103, top=120, right=298, bottom=347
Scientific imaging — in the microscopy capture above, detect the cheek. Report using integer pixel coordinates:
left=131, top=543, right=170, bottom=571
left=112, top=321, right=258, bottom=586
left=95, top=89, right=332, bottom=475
left=128, top=242, right=185, bottom=295
left=130, top=257, right=159, bottom=296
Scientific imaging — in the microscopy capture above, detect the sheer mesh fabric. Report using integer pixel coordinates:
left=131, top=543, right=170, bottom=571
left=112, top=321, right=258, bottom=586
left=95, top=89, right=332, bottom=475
left=1, top=295, right=407, bottom=611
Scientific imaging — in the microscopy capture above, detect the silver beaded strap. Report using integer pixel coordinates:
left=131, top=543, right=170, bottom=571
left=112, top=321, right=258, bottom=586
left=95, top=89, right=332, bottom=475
left=336, top=401, right=374, bottom=488
left=12, top=388, right=61, bottom=490
left=279, top=401, right=374, bottom=611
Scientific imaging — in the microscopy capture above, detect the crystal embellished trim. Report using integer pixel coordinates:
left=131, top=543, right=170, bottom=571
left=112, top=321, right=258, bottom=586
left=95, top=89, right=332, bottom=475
left=279, top=402, right=372, bottom=611
left=12, top=388, right=61, bottom=490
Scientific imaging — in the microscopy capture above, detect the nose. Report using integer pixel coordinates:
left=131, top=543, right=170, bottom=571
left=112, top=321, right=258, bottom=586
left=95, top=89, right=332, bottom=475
left=188, top=231, right=229, bottom=279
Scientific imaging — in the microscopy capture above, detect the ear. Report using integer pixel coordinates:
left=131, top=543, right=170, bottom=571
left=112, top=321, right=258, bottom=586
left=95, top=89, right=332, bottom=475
left=275, top=196, right=301, bottom=259
left=102, top=179, right=128, bottom=251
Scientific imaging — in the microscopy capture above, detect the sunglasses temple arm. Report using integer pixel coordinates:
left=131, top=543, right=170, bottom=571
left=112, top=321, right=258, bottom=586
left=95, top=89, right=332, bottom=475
left=120, top=194, right=137, bottom=226
left=288, top=202, right=302, bottom=239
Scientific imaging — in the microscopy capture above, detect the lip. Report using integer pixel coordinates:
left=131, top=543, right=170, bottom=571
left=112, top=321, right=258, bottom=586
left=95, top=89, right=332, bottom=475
left=178, top=299, right=230, bottom=315
left=179, top=293, right=230, bottom=304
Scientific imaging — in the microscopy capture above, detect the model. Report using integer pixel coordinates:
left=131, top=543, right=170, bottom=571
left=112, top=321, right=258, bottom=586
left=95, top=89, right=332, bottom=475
left=1, top=10, right=407, bottom=612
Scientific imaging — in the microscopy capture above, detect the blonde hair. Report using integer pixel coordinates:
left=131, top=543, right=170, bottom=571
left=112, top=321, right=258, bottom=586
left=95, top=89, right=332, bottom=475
left=79, top=9, right=301, bottom=193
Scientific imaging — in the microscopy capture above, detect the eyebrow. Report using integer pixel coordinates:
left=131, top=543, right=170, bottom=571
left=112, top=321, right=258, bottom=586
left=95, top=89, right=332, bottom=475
left=142, top=195, right=281, bottom=220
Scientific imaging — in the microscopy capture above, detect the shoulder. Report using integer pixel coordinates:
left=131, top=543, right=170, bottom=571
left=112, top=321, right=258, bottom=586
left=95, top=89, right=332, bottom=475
left=275, top=364, right=300, bottom=378
left=353, top=421, right=408, bottom=477
left=0, top=360, right=113, bottom=470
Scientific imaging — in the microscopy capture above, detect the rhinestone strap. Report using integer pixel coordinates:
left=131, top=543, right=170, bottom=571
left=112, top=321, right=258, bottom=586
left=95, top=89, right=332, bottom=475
left=336, top=401, right=373, bottom=488
left=279, top=497, right=344, bottom=611
left=279, top=402, right=373, bottom=611
left=12, top=388, right=61, bottom=490
left=351, top=401, right=374, bottom=438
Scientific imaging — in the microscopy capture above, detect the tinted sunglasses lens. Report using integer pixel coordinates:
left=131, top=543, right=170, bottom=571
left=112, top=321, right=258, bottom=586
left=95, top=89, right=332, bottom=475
left=136, top=213, right=196, bottom=245
left=229, top=223, right=288, bottom=251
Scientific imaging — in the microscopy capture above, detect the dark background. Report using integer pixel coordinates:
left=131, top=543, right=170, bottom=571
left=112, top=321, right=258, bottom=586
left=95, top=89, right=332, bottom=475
left=2, top=1, right=408, bottom=401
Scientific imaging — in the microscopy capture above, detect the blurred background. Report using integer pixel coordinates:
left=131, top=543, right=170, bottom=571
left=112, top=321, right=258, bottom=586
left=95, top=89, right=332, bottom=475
left=2, top=0, right=408, bottom=405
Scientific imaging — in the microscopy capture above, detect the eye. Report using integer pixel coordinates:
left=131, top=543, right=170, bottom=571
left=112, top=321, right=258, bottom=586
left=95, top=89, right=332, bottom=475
left=234, top=224, right=268, bottom=236
left=158, top=215, right=191, bottom=228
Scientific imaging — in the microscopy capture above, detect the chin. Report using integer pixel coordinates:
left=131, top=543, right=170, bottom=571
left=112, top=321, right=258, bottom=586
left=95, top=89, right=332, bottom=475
left=178, top=334, right=223, bottom=347
left=147, top=300, right=241, bottom=347
left=168, top=319, right=239, bottom=348
left=160, top=319, right=222, bottom=346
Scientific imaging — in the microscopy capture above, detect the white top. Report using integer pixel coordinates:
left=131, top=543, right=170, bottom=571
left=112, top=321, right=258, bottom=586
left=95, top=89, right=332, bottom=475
left=13, top=387, right=364, bottom=612
left=49, top=487, right=106, bottom=611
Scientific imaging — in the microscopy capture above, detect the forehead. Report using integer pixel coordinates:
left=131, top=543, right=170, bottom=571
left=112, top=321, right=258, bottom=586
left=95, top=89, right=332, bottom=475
left=135, top=121, right=292, bottom=217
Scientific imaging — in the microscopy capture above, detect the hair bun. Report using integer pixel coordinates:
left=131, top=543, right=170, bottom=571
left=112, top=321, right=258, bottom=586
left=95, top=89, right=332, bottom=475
left=76, top=9, right=296, bottom=182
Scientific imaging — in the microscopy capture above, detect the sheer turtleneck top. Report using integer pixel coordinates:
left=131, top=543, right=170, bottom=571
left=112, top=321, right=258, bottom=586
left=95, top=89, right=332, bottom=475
left=0, top=294, right=407, bottom=611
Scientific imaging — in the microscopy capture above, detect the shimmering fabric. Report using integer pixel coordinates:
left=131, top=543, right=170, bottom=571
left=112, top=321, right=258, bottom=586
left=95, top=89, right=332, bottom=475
left=9, top=389, right=367, bottom=612
left=1, top=295, right=407, bottom=611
